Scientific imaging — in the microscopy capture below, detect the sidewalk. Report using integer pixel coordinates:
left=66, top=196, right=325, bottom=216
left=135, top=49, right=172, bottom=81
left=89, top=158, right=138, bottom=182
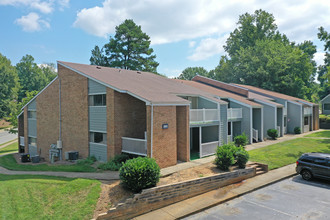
left=0, top=166, right=119, bottom=180
left=134, top=163, right=297, bottom=220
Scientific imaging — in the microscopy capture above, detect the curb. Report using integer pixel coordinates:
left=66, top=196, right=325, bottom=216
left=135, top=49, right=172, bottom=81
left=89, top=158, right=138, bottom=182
left=178, top=172, right=297, bottom=219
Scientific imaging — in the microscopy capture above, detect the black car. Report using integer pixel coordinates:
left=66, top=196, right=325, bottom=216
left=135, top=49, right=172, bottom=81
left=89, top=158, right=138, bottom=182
left=296, top=153, right=330, bottom=181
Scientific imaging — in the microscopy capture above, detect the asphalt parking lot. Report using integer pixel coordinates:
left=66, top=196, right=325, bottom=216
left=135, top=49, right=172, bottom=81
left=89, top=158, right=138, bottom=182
left=185, top=176, right=330, bottom=220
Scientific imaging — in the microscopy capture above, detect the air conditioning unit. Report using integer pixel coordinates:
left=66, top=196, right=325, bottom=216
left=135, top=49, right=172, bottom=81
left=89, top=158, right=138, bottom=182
left=21, top=153, right=31, bottom=163
left=65, top=151, right=79, bottom=160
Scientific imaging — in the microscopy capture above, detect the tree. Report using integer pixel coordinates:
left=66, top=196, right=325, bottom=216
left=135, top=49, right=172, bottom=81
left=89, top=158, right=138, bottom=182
left=90, top=19, right=159, bottom=73
left=177, top=67, right=209, bottom=80
left=213, top=10, right=317, bottom=100
left=40, top=63, right=57, bottom=82
left=16, top=55, right=54, bottom=101
left=0, top=53, right=19, bottom=118
left=317, top=26, right=330, bottom=99
left=224, top=9, right=287, bottom=57
left=8, top=90, right=39, bottom=133
left=90, top=46, right=107, bottom=66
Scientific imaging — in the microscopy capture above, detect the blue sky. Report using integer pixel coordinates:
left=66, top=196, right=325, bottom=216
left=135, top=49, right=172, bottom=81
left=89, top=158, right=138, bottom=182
left=1, top=0, right=330, bottom=78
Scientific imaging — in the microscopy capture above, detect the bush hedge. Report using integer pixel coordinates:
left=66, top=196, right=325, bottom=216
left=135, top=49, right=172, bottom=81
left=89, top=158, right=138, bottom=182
left=119, top=157, right=160, bottom=193
left=294, top=127, right=301, bottom=134
left=267, top=129, right=278, bottom=140
left=236, top=149, right=249, bottom=168
left=215, top=144, right=235, bottom=171
left=234, top=133, right=248, bottom=147
left=98, top=154, right=131, bottom=171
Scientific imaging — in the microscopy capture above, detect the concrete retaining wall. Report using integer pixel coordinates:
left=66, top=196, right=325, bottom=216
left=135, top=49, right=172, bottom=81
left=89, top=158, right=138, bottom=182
left=97, top=167, right=255, bottom=220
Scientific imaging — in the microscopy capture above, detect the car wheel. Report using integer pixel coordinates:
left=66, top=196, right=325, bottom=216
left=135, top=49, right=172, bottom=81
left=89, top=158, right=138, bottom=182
left=301, top=170, right=312, bottom=180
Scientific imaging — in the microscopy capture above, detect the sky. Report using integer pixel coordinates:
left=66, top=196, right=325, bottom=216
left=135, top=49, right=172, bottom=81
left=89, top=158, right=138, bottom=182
left=0, top=0, right=330, bottom=78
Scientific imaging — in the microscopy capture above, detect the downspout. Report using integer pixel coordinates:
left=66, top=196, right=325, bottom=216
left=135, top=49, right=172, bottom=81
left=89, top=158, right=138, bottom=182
left=57, top=79, right=62, bottom=160
left=150, top=103, right=153, bottom=158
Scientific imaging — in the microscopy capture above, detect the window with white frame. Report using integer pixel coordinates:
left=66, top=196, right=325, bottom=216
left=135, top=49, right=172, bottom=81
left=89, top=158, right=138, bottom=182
left=90, top=132, right=107, bottom=144
left=89, top=94, right=106, bottom=106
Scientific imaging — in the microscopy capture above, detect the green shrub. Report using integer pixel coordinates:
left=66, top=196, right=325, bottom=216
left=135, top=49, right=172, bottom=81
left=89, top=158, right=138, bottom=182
left=267, top=129, right=278, bottom=140
left=119, top=157, right=160, bottom=193
left=234, top=133, right=248, bottom=147
left=215, top=144, right=235, bottom=171
left=319, top=114, right=330, bottom=123
left=98, top=154, right=131, bottom=171
left=77, top=156, right=97, bottom=166
left=294, top=127, right=301, bottom=134
left=236, top=149, right=249, bottom=168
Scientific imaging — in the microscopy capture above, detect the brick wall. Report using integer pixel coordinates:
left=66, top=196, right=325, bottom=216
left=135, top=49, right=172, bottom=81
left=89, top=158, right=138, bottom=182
left=57, top=64, right=89, bottom=159
left=107, top=89, right=147, bottom=158
left=176, top=106, right=189, bottom=162
left=97, top=167, right=255, bottom=220
left=152, top=106, right=177, bottom=168
left=36, top=78, right=59, bottom=160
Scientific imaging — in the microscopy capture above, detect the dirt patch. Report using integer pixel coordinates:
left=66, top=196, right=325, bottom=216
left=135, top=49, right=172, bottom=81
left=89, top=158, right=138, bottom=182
left=94, top=162, right=241, bottom=217
left=0, top=119, right=10, bottom=129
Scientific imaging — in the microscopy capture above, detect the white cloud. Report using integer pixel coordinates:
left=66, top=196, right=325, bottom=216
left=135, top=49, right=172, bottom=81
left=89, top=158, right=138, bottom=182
left=73, top=0, right=330, bottom=46
left=15, top=12, right=50, bottom=32
left=0, top=0, right=70, bottom=13
left=189, top=41, right=196, bottom=48
left=188, top=35, right=228, bottom=61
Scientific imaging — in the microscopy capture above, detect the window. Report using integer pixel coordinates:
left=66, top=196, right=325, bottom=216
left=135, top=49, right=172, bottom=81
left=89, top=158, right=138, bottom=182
left=228, top=122, right=231, bottom=135
left=284, top=117, right=287, bottom=127
left=89, top=94, right=106, bottom=106
left=314, top=159, right=326, bottom=166
left=304, top=117, right=309, bottom=126
left=90, top=132, right=107, bottom=144
left=324, top=103, right=330, bottom=110
left=28, top=111, right=36, bottom=119
left=28, top=137, right=37, bottom=147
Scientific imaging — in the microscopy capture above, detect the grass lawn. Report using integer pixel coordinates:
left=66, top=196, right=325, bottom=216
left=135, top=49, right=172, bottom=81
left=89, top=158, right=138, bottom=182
left=249, top=138, right=330, bottom=170
left=0, top=142, right=18, bottom=155
left=0, top=154, right=97, bottom=172
left=304, top=130, right=330, bottom=138
left=0, top=174, right=101, bottom=219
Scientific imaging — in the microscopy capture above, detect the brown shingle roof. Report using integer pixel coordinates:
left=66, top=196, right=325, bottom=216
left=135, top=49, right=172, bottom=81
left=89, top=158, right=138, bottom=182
left=58, top=61, right=227, bottom=105
left=176, top=80, right=262, bottom=107
left=233, top=84, right=316, bottom=105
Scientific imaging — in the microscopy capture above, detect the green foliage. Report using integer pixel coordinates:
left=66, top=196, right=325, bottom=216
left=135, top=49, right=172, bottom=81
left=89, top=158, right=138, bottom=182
left=294, top=127, right=301, bottom=134
left=212, top=10, right=317, bottom=101
left=0, top=53, right=19, bottom=118
left=214, top=144, right=235, bottom=171
left=234, top=133, right=248, bottom=147
left=91, top=19, right=159, bottom=73
left=7, top=90, right=39, bottom=133
left=76, top=156, right=97, bottom=166
left=0, top=174, right=101, bottom=219
left=16, top=55, right=56, bottom=101
left=317, top=27, right=330, bottom=99
left=267, top=129, right=278, bottom=140
left=236, top=149, right=249, bottom=168
left=98, top=154, right=131, bottom=171
left=0, top=154, right=96, bottom=172
left=177, top=67, right=209, bottom=80
left=319, top=114, right=330, bottom=123
left=119, top=157, right=160, bottom=193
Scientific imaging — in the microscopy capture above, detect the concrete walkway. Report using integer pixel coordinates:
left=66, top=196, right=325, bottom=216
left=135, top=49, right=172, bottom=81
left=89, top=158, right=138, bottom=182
left=0, top=165, right=119, bottom=180
left=134, top=163, right=297, bottom=220
left=0, top=139, right=17, bottom=149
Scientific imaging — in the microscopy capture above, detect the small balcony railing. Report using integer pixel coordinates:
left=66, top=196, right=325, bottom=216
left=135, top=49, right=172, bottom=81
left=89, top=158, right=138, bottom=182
left=283, top=107, right=287, bottom=116
left=227, top=108, right=242, bottom=120
left=190, top=109, right=219, bottom=124
left=122, top=137, right=147, bottom=156
left=304, top=107, right=312, bottom=115
left=252, top=129, right=258, bottom=142
left=200, top=141, right=219, bottom=157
